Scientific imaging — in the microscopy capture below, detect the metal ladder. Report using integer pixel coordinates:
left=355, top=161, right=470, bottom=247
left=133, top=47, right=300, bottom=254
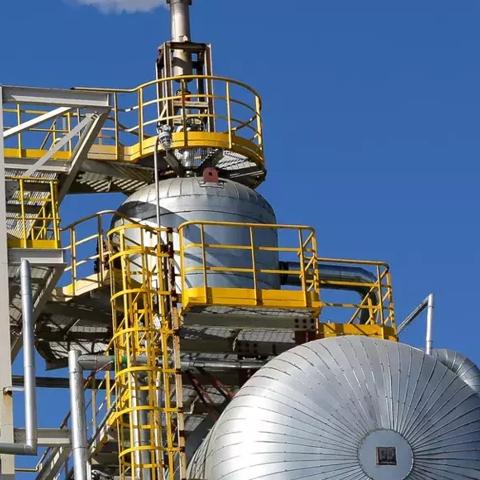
left=107, top=222, right=186, bottom=480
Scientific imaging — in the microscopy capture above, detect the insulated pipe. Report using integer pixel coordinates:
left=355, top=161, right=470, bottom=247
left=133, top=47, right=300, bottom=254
left=0, top=259, right=38, bottom=455
left=397, top=293, right=435, bottom=354
left=280, top=262, right=379, bottom=324
left=168, top=0, right=193, bottom=76
left=432, top=349, right=480, bottom=395
left=68, top=350, right=89, bottom=480
left=78, top=355, right=266, bottom=372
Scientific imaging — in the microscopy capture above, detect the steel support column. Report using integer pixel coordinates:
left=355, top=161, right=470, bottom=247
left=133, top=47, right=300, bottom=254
left=0, top=86, right=15, bottom=478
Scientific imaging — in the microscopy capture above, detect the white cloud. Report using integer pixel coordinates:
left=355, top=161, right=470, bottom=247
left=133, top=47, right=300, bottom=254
left=73, top=0, right=168, bottom=14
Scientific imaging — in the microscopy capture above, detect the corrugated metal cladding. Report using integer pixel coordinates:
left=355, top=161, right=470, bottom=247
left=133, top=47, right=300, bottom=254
left=188, top=336, right=480, bottom=480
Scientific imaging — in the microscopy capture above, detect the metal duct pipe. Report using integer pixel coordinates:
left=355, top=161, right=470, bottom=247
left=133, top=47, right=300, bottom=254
left=169, top=0, right=191, bottom=42
left=280, top=262, right=378, bottom=324
left=397, top=293, right=434, bottom=354
left=168, top=0, right=193, bottom=76
left=78, top=355, right=265, bottom=372
left=432, top=349, right=480, bottom=395
left=68, top=350, right=89, bottom=480
left=0, top=259, right=38, bottom=455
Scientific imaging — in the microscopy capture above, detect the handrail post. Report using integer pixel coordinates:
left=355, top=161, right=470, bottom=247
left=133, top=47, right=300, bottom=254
left=376, top=264, right=385, bottom=326
left=113, top=93, right=120, bottom=159
left=97, top=214, right=104, bottom=286
left=249, top=226, right=258, bottom=305
left=200, top=224, right=208, bottom=304
left=138, top=89, right=144, bottom=155
left=226, top=82, right=232, bottom=148
left=297, top=229, right=308, bottom=307
left=51, top=181, right=59, bottom=246
left=16, top=103, right=22, bottom=153
left=67, top=110, right=72, bottom=152
left=71, top=227, right=77, bottom=296
left=19, top=179, right=27, bottom=248
left=255, top=95, right=263, bottom=149
left=181, top=79, right=188, bottom=147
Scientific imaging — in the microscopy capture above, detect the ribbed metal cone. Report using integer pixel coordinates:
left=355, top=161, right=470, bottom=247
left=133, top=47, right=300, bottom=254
left=188, top=336, right=480, bottom=480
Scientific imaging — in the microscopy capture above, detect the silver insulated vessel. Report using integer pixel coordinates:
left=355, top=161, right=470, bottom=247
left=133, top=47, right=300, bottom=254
left=114, top=177, right=280, bottom=289
left=188, top=336, right=480, bottom=480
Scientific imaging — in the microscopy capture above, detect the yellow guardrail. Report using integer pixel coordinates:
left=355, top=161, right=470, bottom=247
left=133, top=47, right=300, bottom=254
left=178, top=220, right=321, bottom=312
left=60, top=211, right=116, bottom=296
left=60, top=210, right=143, bottom=296
left=60, top=213, right=396, bottom=338
left=3, top=107, right=99, bottom=160
left=4, top=75, right=265, bottom=175
left=317, top=257, right=396, bottom=340
left=6, top=176, right=60, bottom=249
left=80, top=75, right=265, bottom=168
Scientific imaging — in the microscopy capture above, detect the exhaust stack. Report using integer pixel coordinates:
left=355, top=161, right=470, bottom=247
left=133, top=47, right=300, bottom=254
left=167, top=0, right=193, bottom=76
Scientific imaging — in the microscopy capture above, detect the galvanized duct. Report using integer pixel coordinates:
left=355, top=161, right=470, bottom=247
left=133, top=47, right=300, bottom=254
left=188, top=336, right=480, bottom=480
left=433, top=348, right=480, bottom=396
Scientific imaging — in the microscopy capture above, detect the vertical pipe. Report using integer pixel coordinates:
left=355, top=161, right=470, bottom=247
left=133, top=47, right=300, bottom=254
left=68, top=350, right=89, bottom=480
left=425, top=293, right=434, bottom=355
left=169, top=0, right=193, bottom=76
left=21, top=260, right=37, bottom=454
left=170, top=0, right=191, bottom=42
left=0, top=259, right=38, bottom=455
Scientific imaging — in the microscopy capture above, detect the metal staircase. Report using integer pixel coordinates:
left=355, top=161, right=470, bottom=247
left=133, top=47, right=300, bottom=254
left=1, top=86, right=113, bottom=363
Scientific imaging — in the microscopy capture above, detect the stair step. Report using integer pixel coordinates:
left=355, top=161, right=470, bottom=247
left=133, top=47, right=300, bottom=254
left=6, top=203, right=47, bottom=214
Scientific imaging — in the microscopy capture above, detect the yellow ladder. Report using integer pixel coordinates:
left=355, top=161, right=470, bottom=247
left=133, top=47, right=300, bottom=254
left=107, top=222, right=186, bottom=480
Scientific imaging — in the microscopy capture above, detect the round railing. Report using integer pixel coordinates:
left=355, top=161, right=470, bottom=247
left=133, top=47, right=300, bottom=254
left=80, top=75, right=266, bottom=179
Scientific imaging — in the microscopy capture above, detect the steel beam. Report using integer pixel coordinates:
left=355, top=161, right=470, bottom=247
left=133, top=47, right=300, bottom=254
left=2, top=86, right=110, bottom=108
left=8, top=249, right=64, bottom=266
left=58, top=110, right=110, bottom=201
left=23, top=113, right=96, bottom=177
left=14, top=429, right=70, bottom=447
left=3, top=107, right=71, bottom=139
left=3, top=158, right=69, bottom=173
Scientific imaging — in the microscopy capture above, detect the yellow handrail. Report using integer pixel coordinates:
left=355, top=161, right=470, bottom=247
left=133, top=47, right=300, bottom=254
left=6, top=176, right=60, bottom=249
left=3, top=75, right=266, bottom=181
left=177, top=220, right=320, bottom=311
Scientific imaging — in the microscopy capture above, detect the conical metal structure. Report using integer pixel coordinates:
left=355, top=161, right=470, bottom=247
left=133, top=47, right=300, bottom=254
left=189, top=336, right=480, bottom=480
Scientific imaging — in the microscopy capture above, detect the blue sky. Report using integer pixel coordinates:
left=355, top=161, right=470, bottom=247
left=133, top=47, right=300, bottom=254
left=2, top=0, right=480, bottom=472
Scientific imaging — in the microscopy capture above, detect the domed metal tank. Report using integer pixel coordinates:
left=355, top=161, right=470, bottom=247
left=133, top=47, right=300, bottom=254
left=188, top=336, right=480, bottom=480
left=114, top=177, right=280, bottom=290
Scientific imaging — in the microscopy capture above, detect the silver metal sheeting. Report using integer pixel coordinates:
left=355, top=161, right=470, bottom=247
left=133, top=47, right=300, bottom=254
left=433, top=348, right=480, bottom=396
left=114, top=177, right=280, bottom=290
left=188, top=336, right=480, bottom=480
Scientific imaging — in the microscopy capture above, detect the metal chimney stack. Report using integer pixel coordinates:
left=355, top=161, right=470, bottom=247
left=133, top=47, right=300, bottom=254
left=168, top=0, right=193, bottom=76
